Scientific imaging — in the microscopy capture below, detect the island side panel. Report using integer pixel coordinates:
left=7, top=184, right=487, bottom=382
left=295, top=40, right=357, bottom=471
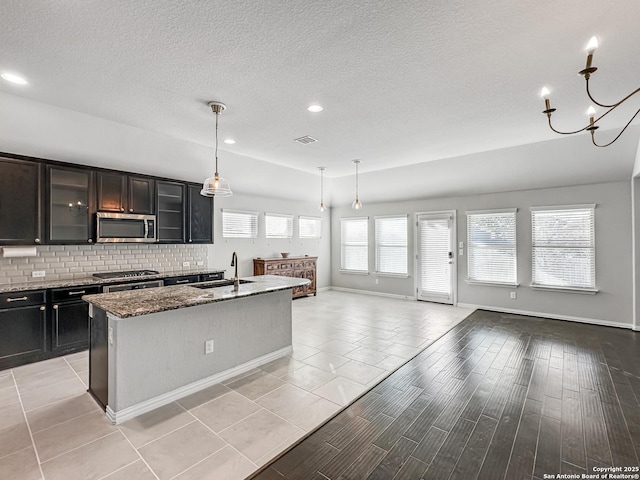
left=109, top=289, right=292, bottom=411
left=88, top=305, right=109, bottom=409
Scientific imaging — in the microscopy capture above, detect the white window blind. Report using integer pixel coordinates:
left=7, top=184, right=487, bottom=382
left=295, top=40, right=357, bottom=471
left=222, top=209, right=258, bottom=238
left=531, top=205, right=596, bottom=290
left=467, top=209, right=517, bottom=285
left=299, top=216, right=322, bottom=239
left=265, top=213, right=293, bottom=238
left=375, top=216, right=408, bottom=275
left=341, top=217, right=368, bottom=272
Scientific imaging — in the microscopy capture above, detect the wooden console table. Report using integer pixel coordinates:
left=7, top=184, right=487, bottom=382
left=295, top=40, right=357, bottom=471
left=253, top=256, right=317, bottom=298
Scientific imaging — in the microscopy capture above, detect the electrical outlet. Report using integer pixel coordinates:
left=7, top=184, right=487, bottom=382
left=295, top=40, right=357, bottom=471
left=458, top=249, right=464, bottom=256
left=375, top=278, right=380, bottom=285
left=32, top=270, right=45, bottom=278
left=510, top=291, right=517, bottom=299
left=197, top=261, right=204, bottom=266
left=459, top=242, right=464, bottom=249
left=205, top=339, right=214, bottom=355
left=182, top=261, right=190, bottom=267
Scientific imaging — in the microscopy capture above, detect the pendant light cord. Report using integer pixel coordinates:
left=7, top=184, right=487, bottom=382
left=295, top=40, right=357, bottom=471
left=355, top=161, right=359, bottom=200
left=214, top=111, right=219, bottom=176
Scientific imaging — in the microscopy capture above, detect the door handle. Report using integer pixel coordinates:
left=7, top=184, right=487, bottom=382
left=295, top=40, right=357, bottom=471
left=68, top=290, right=86, bottom=296
left=144, top=219, right=149, bottom=239
left=7, top=296, right=28, bottom=302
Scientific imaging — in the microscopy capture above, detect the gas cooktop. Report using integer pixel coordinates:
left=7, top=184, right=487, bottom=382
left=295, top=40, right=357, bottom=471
left=93, top=269, right=160, bottom=279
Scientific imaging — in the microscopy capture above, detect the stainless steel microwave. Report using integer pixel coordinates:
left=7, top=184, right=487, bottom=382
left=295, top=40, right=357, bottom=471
left=96, top=212, right=157, bottom=243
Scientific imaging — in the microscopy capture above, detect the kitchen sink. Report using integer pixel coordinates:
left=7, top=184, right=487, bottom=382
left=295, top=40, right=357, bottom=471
left=193, top=279, right=253, bottom=289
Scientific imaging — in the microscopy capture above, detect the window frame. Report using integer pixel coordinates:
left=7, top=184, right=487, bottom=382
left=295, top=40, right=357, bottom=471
left=340, top=217, right=369, bottom=274
left=221, top=209, right=259, bottom=239
left=530, top=204, right=597, bottom=294
left=298, top=216, right=322, bottom=239
left=265, top=212, right=294, bottom=239
left=374, top=215, right=409, bottom=277
left=466, top=208, right=518, bottom=287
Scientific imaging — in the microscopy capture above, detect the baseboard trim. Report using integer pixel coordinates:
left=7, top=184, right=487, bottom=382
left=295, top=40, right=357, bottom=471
left=317, top=286, right=331, bottom=293
left=329, top=286, right=413, bottom=300
left=106, top=345, right=293, bottom=425
left=456, top=303, right=632, bottom=330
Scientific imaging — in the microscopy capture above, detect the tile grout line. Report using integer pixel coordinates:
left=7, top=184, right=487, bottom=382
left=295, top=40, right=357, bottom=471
left=94, top=459, right=141, bottom=480
left=129, top=419, right=198, bottom=450
left=38, top=431, right=118, bottom=465
left=11, top=369, right=48, bottom=480
left=173, top=399, right=258, bottom=473
left=63, top=356, right=88, bottom=388
left=29, top=409, right=97, bottom=436
left=116, top=427, right=161, bottom=480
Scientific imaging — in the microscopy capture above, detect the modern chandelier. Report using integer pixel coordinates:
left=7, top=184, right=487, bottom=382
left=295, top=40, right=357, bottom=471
left=540, top=36, right=640, bottom=147
left=351, top=160, right=363, bottom=210
left=201, top=101, right=233, bottom=197
left=317, top=167, right=326, bottom=212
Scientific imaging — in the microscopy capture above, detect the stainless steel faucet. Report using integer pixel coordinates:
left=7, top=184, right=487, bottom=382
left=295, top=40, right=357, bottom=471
left=230, top=251, right=239, bottom=291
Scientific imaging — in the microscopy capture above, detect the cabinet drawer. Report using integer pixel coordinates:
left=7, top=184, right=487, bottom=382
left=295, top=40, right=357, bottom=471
left=164, top=275, right=199, bottom=286
left=51, top=286, right=101, bottom=303
left=200, top=272, right=224, bottom=282
left=0, top=290, right=46, bottom=308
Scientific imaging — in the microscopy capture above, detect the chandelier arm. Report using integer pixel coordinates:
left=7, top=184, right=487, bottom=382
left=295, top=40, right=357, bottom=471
left=586, top=77, right=640, bottom=109
left=591, top=106, right=640, bottom=148
left=547, top=116, right=589, bottom=135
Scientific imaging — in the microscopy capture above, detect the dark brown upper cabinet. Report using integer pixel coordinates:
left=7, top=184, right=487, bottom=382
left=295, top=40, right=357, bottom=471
left=156, top=180, right=186, bottom=243
left=97, top=172, right=154, bottom=214
left=0, top=157, right=43, bottom=245
left=46, top=165, right=95, bottom=244
left=187, top=184, right=213, bottom=244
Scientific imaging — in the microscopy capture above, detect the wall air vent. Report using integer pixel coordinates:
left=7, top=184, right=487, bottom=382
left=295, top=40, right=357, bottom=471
left=294, top=135, right=318, bottom=145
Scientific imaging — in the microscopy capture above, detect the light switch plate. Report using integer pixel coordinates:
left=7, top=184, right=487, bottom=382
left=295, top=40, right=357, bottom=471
left=459, top=249, right=464, bottom=256
left=459, top=242, right=464, bottom=249
left=32, top=270, right=45, bottom=278
left=182, top=261, right=190, bottom=267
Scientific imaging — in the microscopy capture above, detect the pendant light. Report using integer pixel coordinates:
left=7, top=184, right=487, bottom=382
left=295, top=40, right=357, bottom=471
left=201, top=101, right=233, bottom=197
left=318, top=167, right=326, bottom=212
left=351, top=159, right=363, bottom=210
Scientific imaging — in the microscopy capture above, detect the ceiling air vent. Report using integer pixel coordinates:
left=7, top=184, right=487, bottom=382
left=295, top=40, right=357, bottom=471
left=294, top=135, right=318, bottom=145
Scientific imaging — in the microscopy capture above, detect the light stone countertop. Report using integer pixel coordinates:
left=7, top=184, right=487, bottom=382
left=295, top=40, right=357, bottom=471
left=0, top=269, right=226, bottom=293
left=82, top=275, right=310, bottom=319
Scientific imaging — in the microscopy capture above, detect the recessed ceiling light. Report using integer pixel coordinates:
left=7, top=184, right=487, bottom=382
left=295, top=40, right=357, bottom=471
left=223, top=139, right=236, bottom=144
left=307, top=104, right=323, bottom=113
left=1, top=72, right=28, bottom=85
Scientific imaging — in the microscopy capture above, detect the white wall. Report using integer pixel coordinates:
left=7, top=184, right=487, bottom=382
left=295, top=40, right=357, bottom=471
left=207, top=193, right=330, bottom=288
left=331, top=181, right=633, bottom=327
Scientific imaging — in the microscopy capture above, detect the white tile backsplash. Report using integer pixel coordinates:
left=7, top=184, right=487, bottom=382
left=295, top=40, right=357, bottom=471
left=0, top=244, right=208, bottom=285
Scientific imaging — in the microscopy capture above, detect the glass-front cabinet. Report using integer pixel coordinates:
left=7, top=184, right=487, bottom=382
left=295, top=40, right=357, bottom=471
left=47, top=166, right=93, bottom=243
left=156, top=181, right=185, bottom=242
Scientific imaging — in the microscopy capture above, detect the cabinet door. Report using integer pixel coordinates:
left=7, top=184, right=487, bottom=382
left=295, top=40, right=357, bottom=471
left=128, top=176, right=155, bottom=214
left=51, top=301, right=89, bottom=353
left=47, top=166, right=93, bottom=244
left=156, top=181, right=185, bottom=242
left=0, top=157, right=42, bottom=245
left=0, top=304, right=47, bottom=370
left=97, top=172, right=126, bottom=212
left=187, top=185, right=213, bottom=243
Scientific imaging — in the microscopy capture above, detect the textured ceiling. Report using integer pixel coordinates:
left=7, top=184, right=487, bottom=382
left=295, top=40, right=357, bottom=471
left=1, top=0, right=639, bottom=191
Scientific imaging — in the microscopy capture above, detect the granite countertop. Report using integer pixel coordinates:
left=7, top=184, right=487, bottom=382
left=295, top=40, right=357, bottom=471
left=0, top=269, right=227, bottom=293
left=83, top=275, right=310, bottom=319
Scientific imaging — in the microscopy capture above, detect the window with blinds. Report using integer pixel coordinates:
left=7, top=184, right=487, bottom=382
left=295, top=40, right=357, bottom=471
left=375, top=215, right=408, bottom=275
left=265, top=213, right=293, bottom=238
left=341, top=217, right=368, bottom=272
left=531, top=205, right=596, bottom=290
left=299, top=216, right=322, bottom=239
left=222, top=209, right=258, bottom=238
left=467, top=209, right=517, bottom=285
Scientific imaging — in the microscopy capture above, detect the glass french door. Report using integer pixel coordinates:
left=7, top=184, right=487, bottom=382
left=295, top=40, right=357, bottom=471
left=416, top=212, right=456, bottom=304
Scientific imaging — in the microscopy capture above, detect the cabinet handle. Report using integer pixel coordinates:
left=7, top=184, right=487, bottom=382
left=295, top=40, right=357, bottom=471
left=129, top=208, right=134, bottom=213
left=35, top=238, right=41, bottom=243
left=6, top=296, right=28, bottom=302
left=120, top=207, right=125, bottom=212
left=88, top=239, right=93, bottom=243
left=176, top=279, right=190, bottom=284
left=189, top=239, right=193, bottom=243
left=53, top=305, right=59, bottom=310
left=68, top=290, right=86, bottom=296
left=40, top=306, right=45, bottom=311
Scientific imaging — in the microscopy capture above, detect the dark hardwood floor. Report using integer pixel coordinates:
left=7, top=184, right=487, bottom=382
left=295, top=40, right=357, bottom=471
left=251, top=310, right=640, bottom=480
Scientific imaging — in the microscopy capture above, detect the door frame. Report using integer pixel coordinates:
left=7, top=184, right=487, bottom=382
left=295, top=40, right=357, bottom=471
left=414, top=210, right=458, bottom=305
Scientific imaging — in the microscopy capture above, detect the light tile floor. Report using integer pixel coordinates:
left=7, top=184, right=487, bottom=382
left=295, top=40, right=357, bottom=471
left=0, top=291, right=472, bottom=480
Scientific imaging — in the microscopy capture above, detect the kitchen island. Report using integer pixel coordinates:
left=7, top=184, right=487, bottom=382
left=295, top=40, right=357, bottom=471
left=83, top=275, right=310, bottom=424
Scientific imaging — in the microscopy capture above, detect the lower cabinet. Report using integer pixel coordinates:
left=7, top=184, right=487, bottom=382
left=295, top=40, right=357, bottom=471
left=0, top=290, right=47, bottom=370
left=50, top=285, right=101, bottom=355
